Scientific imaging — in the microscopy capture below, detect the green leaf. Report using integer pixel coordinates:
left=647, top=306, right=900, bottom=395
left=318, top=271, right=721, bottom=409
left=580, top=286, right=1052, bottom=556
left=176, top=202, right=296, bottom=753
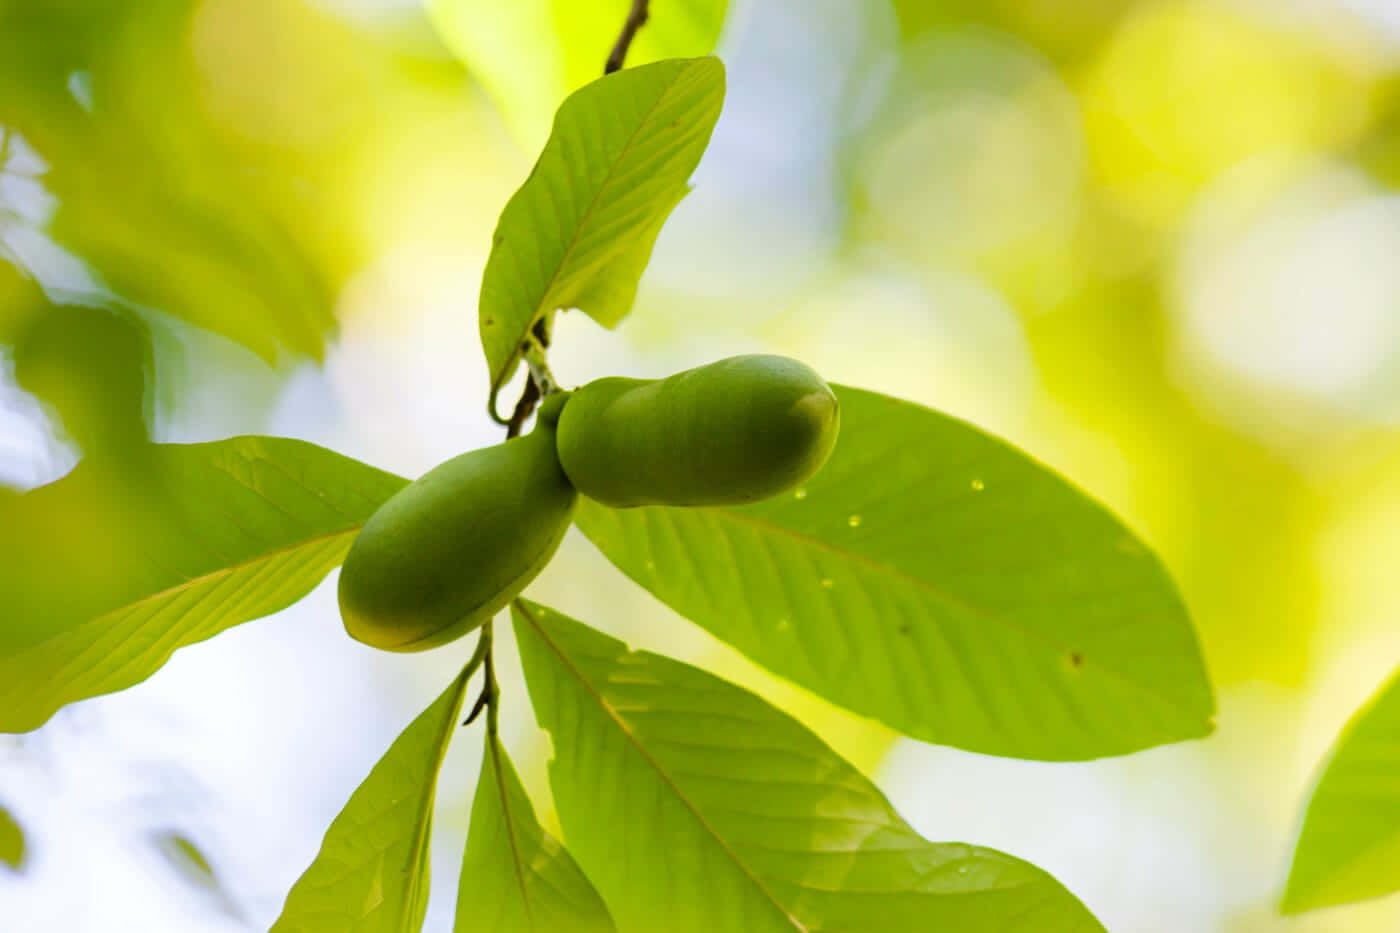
left=0, top=803, right=25, bottom=871
left=476, top=57, right=724, bottom=421
left=11, top=302, right=152, bottom=457
left=427, top=0, right=728, bottom=148
left=0, top=437, right=407, bottom=734
left=272, top=664, right=475, bottom=933
left=574, top=385, right=1215, bottom=761
left=456, top=733, right=615, bottom=933
left=1283, top=666, right=1400, bottom=914
left=512, top=599, right=1106, bottom=933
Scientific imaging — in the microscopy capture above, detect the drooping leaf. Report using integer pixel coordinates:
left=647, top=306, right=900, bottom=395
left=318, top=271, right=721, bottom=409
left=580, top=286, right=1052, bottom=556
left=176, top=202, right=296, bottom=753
left=0, top=802, right=25, bottom=871
left=272, top=664, right=475, bottom=933
left=427, top=0, right=727, bottom=148
left=476, top=57, right=724, bottom=420
left=512, top=599, right=1106, bottom=933
left=574, top=384, right=1215, bottom=761
left=0, top=437, right=407, bottom=733
left=1283, top=666, right=1400, bottom=914
left=456, top=733, right=615, bottom=933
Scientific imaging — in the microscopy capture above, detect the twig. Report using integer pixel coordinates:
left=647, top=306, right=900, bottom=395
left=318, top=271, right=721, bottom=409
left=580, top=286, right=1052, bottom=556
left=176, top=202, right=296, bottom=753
left=459, top=629, right=493, bottom=725
left=605, top=0, right=650, bottom=74
left=462, top=621, right=497, bottom=727
left=504, top=376, right=540, bottom=439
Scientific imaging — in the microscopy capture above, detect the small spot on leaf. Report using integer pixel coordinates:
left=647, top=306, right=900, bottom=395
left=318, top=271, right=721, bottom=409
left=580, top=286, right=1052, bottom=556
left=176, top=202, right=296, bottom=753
left=847, top=514, right=862, bottom=528
left=1065, top=651, right=1084, bottom=672
left=794, top=488, right=807, bottom=500
left=970, top=478, right=985, bottom=492
left=820, top=578, right=834, bottom=589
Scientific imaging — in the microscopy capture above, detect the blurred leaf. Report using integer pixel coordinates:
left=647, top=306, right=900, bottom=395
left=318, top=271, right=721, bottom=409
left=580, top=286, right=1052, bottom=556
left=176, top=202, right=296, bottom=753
left=272, top=664, right=475, bottom=933
left=427, top=0, right=727, bottom=148
left=0, top=437, right=407, bottom=733
left=513, top=599, right=1105, bottom=932
left=153, top=831, right=244, bottom=919
left=12, top=303, right=151, bottom=456
left=477, top=57, right=723, bottom=420
left=0, top=259, right=47, bottom=344
left=0, top=802, right=24, bottom=871
left=456, top=733, right=615, bottom=933
left=156, top=831, right=214, bottom=878
left=1283, top=666, right=1400, bottom=914
left=574, top=384, right=1215, bottom=761
left=0, top=1, right=364, bottom=361
left=890, top=0, right=1133, bottom=64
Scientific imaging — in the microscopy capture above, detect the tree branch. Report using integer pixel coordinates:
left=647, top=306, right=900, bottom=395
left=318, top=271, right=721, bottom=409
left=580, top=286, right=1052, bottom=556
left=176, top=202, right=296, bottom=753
left=504, top=375, right=540, bottom=439
left=605, top=0, right=650, bottom=74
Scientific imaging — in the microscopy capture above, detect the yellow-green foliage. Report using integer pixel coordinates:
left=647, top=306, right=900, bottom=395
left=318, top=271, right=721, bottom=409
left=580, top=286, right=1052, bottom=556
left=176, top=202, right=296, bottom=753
left=338, top=411, right=576, bottom=652
left=556, top=355, right=840, bottom=508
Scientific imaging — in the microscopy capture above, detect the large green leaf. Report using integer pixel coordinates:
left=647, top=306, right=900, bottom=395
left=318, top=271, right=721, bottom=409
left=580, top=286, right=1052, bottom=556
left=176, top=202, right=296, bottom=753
left=512, top=599, right=1105, bottom=933
left=476, top=58, right=724, bottom=420
left=272, top=664, right=474, bottom=933
left=0, top=437, right=407, bottom=733
left=574, top=385, right=1215, bottom=761
left=427, top=0, right=727, bottom=148
left=1283, top=666, right=1400, bottom=914
left=456, top=733, right=615, bottom=933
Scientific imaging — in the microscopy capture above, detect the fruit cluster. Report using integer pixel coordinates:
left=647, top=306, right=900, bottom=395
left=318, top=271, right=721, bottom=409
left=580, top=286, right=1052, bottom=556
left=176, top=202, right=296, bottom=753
left=338, top=355, right=840, bottom=651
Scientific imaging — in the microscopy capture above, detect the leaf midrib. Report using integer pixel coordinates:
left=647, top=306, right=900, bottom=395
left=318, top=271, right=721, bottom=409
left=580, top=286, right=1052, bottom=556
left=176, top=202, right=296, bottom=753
left=4, top=524, right=364, bottom=669
left=491, top=736, right=539, bottom=931
left=665, top=505, right=1211, bottom=724
left=399, top=667, right=473, bottom=933
left=515, top=600, right=806, bottom=932
left=95, top=525, right=362, bottom=633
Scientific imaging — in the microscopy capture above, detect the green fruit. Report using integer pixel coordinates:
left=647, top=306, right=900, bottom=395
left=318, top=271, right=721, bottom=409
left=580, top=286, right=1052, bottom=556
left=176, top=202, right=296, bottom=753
left=555, top=354, right=840, bottom=508
left=338, top=412, right=577, bottom=652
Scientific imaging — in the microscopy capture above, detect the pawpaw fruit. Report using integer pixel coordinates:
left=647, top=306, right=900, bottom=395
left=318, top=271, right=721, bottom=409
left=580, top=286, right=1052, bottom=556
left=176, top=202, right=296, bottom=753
left=338, top=408, right=576, bottom=652
left=555, top=354, right=839, bottom=507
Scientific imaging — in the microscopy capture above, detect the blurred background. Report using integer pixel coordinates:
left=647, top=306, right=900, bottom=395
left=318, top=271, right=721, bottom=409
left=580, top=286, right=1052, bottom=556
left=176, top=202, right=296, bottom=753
left=3, top=0, right=1400, bottom=929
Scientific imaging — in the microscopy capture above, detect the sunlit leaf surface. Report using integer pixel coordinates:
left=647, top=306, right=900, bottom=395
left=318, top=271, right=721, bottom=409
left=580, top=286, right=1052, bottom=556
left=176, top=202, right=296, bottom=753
left=456, top=733, right=615, bottom=932
left=0, top=437, right=407, bottom=733
left=272, top=664, right=474, bottom=933
left=513, top=598, right=1105, bottom=932
left=476, top=57, right=723, bottom=420
left=1283, top=666, right=1400, bottom=914
left=575, top=385, right=1215, bottom=760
